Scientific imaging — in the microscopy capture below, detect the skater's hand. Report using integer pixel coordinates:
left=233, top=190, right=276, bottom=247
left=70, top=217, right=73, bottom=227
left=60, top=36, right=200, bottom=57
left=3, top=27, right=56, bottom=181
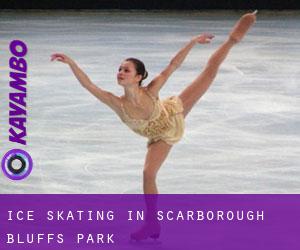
left=50, top=53, right=74, bottom=65
left=192, top=33, right=215, bottom=44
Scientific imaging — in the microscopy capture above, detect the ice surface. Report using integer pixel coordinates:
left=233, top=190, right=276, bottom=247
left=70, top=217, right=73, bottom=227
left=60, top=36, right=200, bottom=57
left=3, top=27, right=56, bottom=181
left=0, top=10, right=299, bottom=193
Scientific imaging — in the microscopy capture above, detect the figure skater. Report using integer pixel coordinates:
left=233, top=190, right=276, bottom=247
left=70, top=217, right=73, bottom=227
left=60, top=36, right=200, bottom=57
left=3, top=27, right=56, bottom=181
left=51, top=11, right=256, bottom=240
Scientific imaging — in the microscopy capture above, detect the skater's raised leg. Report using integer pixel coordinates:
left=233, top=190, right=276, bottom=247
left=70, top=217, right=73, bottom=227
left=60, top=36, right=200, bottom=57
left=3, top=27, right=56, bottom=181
left=179, top=11, right=257, bottom=117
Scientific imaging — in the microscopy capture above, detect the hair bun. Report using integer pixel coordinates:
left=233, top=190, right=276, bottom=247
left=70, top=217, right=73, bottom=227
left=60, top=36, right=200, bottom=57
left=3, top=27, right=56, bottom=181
left=143, top=70, right=148, bottom=80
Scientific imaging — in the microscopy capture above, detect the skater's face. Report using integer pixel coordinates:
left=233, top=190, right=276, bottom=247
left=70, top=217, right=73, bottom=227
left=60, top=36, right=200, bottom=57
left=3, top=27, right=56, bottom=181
left=117, top=61, right=142, bottom=86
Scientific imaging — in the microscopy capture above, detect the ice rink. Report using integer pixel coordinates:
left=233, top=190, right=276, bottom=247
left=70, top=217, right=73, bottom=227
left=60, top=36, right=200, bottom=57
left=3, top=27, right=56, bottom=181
left=0, top=10, right=299, bottom=193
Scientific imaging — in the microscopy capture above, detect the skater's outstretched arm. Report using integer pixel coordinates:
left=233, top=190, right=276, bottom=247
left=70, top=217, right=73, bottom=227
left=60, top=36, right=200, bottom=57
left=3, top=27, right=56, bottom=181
left=51, top=53, right=122, bottom=114
left=147, top=33, right=214, bottom=96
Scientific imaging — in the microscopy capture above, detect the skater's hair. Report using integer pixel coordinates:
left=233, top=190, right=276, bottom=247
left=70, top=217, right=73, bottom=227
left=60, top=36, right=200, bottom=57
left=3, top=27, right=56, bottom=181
left=126, top=58, right=148, bottom=86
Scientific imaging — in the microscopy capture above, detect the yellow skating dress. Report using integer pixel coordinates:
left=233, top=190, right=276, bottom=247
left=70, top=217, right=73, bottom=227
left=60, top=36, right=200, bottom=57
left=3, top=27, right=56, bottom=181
left=120, top=91, right=185, bottom=146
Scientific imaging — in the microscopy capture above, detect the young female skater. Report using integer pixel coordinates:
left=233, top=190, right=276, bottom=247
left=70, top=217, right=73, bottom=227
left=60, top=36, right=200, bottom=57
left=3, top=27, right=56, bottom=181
left=51, top=11, right=256, bottom=240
